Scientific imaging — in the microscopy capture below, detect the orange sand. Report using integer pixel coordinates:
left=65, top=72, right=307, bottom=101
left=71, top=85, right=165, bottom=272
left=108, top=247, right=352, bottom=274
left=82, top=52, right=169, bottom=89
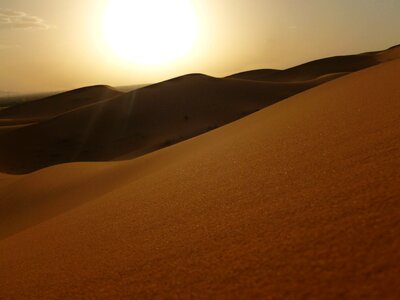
left=0, top=53, right=399, bottom=298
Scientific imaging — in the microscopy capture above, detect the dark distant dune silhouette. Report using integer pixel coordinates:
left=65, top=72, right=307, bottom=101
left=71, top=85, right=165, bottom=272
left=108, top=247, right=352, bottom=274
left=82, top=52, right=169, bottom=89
left=0, top=74, right=336, bottom=173
left=231, top=54, right=376, bottom=81
left=227, top=68, right=280, bottom=80
left=0, top=45, right=399, bottom=174
left=1, top=55, right=400, bottom=299
left=0, top=85, right=122, bottom=122
left=376, top=43, right=400, bottom=61
left=0, top=85, right=122, bottom=134
left=228, top=44, right=399, bottom=81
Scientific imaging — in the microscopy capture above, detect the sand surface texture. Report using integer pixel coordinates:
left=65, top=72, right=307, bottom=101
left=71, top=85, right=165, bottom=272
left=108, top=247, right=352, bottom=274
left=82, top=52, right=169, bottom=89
left=0, top=50, right=399, bottom=298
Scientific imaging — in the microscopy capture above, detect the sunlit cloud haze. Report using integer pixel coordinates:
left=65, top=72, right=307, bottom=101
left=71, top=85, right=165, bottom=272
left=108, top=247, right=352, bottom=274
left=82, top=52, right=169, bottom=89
left=0, top=8, right=50, bottom=30
left=0, top=0, right=400, bottom=93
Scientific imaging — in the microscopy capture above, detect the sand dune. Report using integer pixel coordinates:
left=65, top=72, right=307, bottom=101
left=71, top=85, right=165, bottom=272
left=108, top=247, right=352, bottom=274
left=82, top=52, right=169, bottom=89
left=227, top=68, right=281, bottom=81
left=375, top=43, right=400, bottom=61
left=0, top=85, right=122, bottom=126
left=229, top=44, right=399, bottom=81
left=0, top=73, right=340, bottom=174
left=0, top=56, right=399, bottom=298
left=2, top=45, right=400, bottom=174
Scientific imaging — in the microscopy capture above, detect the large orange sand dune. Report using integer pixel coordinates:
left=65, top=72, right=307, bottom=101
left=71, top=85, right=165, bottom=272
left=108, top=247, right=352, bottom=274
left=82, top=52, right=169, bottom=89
left=0, top=57, right=399, bottom=298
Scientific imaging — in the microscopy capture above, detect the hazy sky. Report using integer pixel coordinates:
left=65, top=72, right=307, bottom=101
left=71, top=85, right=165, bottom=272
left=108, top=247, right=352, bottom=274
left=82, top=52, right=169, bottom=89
left=1, top=0, right=400, bottom=93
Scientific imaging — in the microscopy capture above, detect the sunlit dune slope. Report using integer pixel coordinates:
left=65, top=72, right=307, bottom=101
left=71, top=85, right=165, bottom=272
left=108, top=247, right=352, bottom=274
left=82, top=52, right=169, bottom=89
left=0, top=74, right=336, bottom=174
left=0, top=59, right=399, bottom=298
left=229, top=44, right=400, bottom=81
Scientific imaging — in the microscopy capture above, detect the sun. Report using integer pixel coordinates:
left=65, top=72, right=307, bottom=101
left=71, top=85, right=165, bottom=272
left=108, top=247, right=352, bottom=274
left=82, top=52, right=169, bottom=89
left=103, top=0, right=198, bottom=66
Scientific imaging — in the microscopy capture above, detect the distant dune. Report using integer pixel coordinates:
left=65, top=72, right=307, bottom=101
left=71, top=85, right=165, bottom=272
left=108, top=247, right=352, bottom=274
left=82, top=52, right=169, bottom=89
left=0, top=91, right=58, bottom=109
left=0, top=85, right=122, bottom=122
left=0, top=45, right=400, bottom=298
left=0, top=73, right=343, bottom=173
left=0, top=45, right=399, bottom=174
left=0, top=85, right=147, bottom=111
left=228, top=44, right=400, bottom=81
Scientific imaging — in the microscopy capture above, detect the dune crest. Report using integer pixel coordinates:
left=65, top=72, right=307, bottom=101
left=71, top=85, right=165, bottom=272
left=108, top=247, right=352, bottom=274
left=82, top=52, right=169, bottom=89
left=0, top=85, right=122, bottom=121
left=229, top=44, right=400, bottom=81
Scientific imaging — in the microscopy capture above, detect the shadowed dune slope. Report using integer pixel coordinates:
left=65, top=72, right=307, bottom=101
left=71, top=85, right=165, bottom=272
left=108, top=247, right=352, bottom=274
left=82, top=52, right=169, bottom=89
left=227, top=68, right=281, bottom=81
left=0, top=74, right=337, bottom=174
left=228, top=44, right=400, bottom=81
left=1, top=45, right=399, bottom=174
left=0, top=59, right=399, bottom=298
left=0, top=85, right=123, bottom=125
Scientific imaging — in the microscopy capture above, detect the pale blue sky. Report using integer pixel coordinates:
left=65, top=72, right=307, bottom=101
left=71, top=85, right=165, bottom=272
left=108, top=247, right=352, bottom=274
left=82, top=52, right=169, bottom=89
left=1, top=0, right=400, bottom=92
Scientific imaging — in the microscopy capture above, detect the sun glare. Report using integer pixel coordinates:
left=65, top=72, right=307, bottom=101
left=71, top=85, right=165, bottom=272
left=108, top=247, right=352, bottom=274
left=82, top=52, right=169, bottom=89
left=103, top=0, right=198, bottom=66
